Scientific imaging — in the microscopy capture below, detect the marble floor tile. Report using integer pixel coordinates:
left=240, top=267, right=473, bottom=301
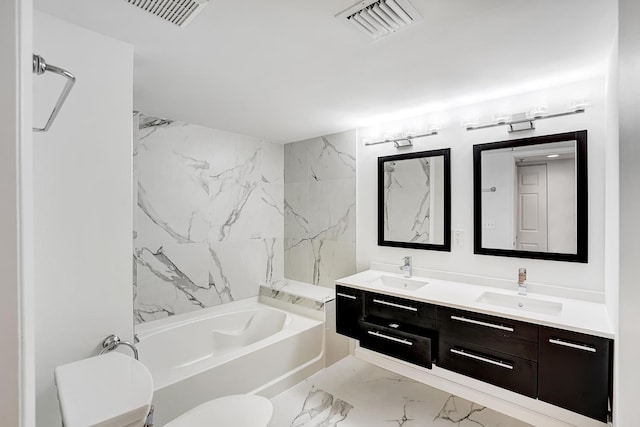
left=270, top=356, right=532, bottom=427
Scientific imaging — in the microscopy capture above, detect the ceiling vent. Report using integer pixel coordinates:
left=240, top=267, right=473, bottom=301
left=336, top=0, right=423, bottom=41
left=125, top=0, right=210, bottom=28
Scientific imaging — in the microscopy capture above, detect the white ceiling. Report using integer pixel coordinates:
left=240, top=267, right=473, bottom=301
left=34, top=0, right=616, bottom=143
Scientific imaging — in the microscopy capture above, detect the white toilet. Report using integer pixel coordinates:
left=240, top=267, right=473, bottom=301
left=54, top=352, right=273, bottom=427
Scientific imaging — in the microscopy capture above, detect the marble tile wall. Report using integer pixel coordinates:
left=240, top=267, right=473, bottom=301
left=284, top=130, right=357, bottom=287
left=133, top=114, right=284, bottom=323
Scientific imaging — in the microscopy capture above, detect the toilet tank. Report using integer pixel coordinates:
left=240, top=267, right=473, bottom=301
left=54, top=352, right=153, bottom=427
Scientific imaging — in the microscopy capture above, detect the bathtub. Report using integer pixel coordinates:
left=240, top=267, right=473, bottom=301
left=136, top=297, right=325, bottom=426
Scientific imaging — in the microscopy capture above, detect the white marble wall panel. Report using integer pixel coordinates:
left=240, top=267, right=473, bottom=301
left=134, top=114, right=283, bottom=323
left=284, top=130, right=357, bottom=287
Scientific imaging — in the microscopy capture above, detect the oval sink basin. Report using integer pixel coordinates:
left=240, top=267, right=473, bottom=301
left=476, top=291, right=563, bottom=316
left=368, top=275, right=429, bottom=291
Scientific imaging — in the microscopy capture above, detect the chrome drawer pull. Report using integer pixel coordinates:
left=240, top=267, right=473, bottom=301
left=367, top=330, right=413, bottom=346
left=450, top=348, right=514, bottom=370
left=549, top=338, right=596, bottom=353
left=372, top=299, right=418, bottom=312
left=450, top=315, right=514, bottom=332
left=337, top=292, right=357, bottom=300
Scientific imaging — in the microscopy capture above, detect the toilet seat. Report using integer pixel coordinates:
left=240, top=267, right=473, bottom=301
left=164, top=394, right=273, bottom=427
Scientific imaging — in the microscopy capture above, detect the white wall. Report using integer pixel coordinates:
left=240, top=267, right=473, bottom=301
left=33, top=12, right=134, bottom=426
left=357, top=77, right=609, bottom=296
left=603, top=5, right=620, bottom=425
left=0, top=0, right=34, bottom=425
left=616, top=0, right=640, bottom=424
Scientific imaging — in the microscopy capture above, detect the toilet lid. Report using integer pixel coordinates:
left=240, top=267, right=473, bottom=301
left=165, top=395, right=273, bottom=427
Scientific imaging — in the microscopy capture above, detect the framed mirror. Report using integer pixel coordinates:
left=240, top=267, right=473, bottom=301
left=378, top=148, right=451, bottom=251
left=473, top=130, right=587, bottom=263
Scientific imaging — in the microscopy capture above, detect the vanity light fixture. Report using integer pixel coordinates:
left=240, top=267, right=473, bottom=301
left=547, top=154, right=560, bottom=158
left=461, top=118, right=479, bottom=129
left=466, top=104, right=586, bottom=133
left=364, top=129, right=438, bottom=147
left=528, top=106, right=549, bottom=119
left=492, top=113, right=512, bottom=125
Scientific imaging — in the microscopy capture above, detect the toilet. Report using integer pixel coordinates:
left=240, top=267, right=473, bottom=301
left=54, top=352, right=273, bottom=427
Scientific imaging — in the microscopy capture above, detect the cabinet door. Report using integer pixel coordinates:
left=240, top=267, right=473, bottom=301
left=538, top=326, right=612, bottom=422
left=335, top=285, right=363, bottom=339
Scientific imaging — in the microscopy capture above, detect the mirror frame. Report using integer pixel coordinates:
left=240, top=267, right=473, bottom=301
left=473, top=130, right=588, bottom=263
left=378, top=148, right=451, bottom=251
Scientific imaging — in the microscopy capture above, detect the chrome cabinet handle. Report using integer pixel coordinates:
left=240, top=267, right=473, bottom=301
left=337, top=292, right=357, bottom=300
left=450, top=348, right=514, bottom=370
left=549, top=338, right=597, bottom=353
left=367, top=330, right=413, bottom=346
left=450, top=315, right=514, bottom=332
left=372, top=299, right=418, bottom=312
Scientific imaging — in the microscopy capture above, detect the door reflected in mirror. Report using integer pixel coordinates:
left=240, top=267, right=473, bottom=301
left=378, top=149, right=451, bottom=251
left=473, top=131, right=587, bottom=263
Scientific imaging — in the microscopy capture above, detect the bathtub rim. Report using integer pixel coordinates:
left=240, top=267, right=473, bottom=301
left=135, top=296, right=293, bottom=338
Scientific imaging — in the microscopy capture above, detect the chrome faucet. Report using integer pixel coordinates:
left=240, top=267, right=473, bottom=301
left=399, top=256, right=412, bottom=278
left=517, top=268, right=527, bottom=296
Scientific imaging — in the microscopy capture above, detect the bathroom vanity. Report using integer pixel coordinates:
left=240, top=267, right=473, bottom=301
left=335, top=269, right=614, bottom=427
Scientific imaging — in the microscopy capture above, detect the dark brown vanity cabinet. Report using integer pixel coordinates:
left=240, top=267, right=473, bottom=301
left=334, top=285, right=614, bottom=422
left=335, top=285, right=363, bottom=339
left=437, top=307, right=539, bottom=398
left=538, top=326, right=613, bottom=422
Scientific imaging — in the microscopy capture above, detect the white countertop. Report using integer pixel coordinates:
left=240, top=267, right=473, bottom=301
left=336, top=269, right=615, bottom=339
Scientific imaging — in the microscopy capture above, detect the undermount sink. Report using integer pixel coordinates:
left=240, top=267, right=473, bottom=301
left=476, top=291, right=563, bottom=316
left=368, top=275, right=429, bottom=291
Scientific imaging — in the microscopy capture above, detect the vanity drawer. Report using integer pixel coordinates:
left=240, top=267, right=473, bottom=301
left=359, top=320, right=434, bottom=369
left=438, top=339, right=538, bottom=398
left=335, top=285, right=364, bottom=339
left=437, top=306, right=538, bottom=343
left=365, top=292, right=437, bottom=330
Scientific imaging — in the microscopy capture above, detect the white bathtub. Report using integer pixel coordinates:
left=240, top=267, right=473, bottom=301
left=136, top=298, right=325, bottom=426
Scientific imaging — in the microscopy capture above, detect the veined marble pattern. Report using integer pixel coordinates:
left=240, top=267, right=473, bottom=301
left=384, top=157, right=432, bottom=244
left=284, top=130, right=357, bottom=287
left=383, top=155, right=446, bottom=245
left=270, top=356, right=532, bottom=427
left=133, top=113, right=284, bottom=323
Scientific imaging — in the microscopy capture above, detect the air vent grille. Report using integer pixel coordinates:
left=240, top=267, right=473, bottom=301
left=125, top=0, right=209, bottom=27
left=337, top=0, right=423, bottom=40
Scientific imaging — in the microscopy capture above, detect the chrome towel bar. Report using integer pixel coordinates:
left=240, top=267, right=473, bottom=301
left=32, top=54, right=76, bottom=132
